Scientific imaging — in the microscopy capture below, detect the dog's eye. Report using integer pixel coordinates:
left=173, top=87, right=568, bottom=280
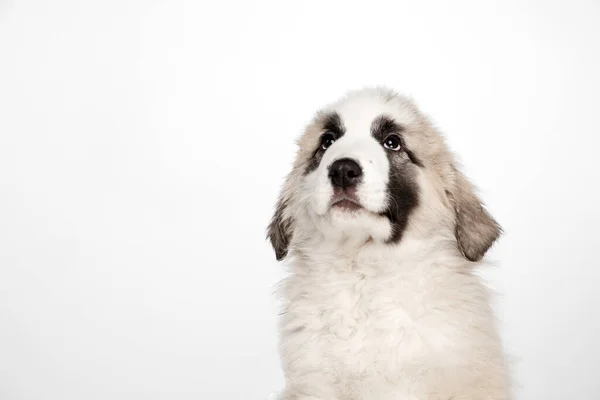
left=383, top=135, right=402, bottom=151
left=320, top=132, right=336, bottom=150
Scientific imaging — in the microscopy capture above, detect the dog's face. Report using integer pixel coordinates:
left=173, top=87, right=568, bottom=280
left=268, top=88, right=500, bottom=262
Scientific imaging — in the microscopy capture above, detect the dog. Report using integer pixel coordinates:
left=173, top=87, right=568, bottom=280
left=267, top=87, right=510, bottom=400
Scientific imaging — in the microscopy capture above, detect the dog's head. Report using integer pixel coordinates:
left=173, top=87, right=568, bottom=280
left=268, top=88, right=500, bottom=262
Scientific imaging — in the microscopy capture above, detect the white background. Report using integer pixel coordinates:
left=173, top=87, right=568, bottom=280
left=1, top=0, right=599, bottom=399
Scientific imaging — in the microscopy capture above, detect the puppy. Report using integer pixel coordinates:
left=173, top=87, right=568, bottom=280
left=267, top=88, right=510, bottom=400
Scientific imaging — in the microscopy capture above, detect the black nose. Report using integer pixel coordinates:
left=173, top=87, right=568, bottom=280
left=329, top=158, right=363, bottom=189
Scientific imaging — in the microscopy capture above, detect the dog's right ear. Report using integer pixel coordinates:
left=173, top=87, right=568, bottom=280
left=267, top=119, right=318, bottom=261
left=267, top=187, right=294, bottom=261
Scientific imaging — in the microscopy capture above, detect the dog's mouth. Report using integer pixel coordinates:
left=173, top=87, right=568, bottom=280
left=330, top=189, right=363, bottom=211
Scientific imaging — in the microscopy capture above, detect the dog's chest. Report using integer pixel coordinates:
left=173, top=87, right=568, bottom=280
left=283, top=263, right=459, bottom=376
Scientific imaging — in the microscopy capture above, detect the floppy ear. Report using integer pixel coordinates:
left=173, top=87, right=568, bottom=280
left=267, top=185, right=294, bottom=261
left=447, top=166, right=501, bottom=262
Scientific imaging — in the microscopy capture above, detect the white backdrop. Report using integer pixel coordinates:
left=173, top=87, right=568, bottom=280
left=1, top=1, right=599, bottom=399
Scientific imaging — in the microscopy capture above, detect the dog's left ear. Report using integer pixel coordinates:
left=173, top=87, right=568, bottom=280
left=447, top=166, right=501, bottom=262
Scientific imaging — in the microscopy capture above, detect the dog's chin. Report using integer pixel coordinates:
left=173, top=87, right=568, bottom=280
left=325, top=202, right=391, bottom=243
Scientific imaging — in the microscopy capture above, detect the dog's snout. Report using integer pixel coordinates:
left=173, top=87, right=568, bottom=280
left=329, top=158, right=363, bottom=189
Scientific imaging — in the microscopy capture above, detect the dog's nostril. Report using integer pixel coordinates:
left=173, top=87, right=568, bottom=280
left=329, top=158, right=363, bottom=188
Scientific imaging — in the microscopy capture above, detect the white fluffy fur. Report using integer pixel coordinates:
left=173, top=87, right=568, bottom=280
left=270, top=88, right=510, bottom=400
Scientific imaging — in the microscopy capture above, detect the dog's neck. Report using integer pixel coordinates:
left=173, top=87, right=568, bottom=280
left=288, top=227, right=465, bottom=275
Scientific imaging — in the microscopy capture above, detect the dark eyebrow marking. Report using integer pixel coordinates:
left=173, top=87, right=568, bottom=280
left=304, top=112, right=346, bottom=175
left=371, top=114, right=423, bottom=167
left=322, top=112, right=345, bottom=137
left=371, top=114, right=403, bottom=142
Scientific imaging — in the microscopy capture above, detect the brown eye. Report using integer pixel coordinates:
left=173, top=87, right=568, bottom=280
left=320, top=132, right=336, bottom=150
left=383, top=135, right=401, bottom=151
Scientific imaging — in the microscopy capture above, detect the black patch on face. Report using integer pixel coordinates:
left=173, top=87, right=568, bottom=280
left=371, top=115, right=421, bottom=243
left=304, top=112, right=346, bottom=174
left=381, top=158, right=420, bottom=242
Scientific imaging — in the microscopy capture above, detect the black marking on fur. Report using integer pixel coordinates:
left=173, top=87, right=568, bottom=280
left=371, top=114, right=403, bottom=142
left=304, top=112, right=346, bottom=174
left=371, top=114, right=420, bottom=243
left=381, top=158, right=419, bottom=243
left=404, top=148, right=424, bottom=167
left=322, top=112, right=345, bottom=137
left=371, top=115, right=423, bottom=167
